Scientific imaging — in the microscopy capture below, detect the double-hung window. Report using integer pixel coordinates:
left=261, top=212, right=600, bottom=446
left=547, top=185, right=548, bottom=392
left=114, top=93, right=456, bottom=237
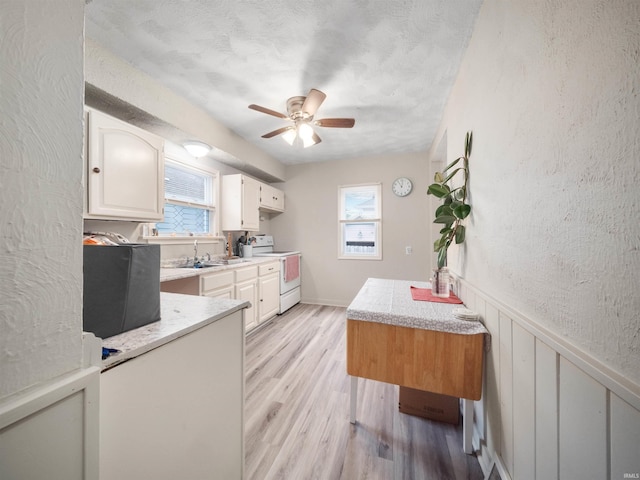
left=155, top=158, right=219, bottom=236
left=338, top=183, right=382, bottom=260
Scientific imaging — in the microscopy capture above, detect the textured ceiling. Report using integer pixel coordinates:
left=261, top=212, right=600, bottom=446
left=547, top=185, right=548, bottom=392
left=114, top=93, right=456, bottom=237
left=85, top=0, right=482, bottom=165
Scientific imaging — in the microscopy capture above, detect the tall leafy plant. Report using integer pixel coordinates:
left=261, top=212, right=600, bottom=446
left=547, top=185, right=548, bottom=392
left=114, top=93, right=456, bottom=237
left=427, top=131, right=472, bottom=269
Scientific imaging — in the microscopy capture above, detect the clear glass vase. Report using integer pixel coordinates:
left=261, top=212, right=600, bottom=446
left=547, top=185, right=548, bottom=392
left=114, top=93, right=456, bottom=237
left=432, top=267, right=450, bottom=298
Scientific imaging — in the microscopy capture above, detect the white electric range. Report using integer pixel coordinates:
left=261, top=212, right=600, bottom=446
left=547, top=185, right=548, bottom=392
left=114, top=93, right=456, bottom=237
left=252, top=236, right=301, bottom=314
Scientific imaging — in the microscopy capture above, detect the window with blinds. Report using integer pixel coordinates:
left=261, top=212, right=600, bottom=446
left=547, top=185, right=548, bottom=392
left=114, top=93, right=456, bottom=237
left=155, top=160, right=217, bottom=236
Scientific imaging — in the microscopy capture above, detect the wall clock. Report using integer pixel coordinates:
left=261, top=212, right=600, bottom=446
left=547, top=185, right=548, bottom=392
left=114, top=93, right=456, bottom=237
left=392, top=177, right=413, bottom=197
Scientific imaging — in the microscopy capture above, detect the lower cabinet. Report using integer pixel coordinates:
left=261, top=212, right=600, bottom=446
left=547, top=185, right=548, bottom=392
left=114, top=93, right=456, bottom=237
left=161, top=261, right=281, bottom=334
left=234, top=266, right=258, bottom=332
left=258, top=262, right=280, bottom=322
left=100, top=310, right=244, bottom=480
left=200, top=270, right=234, bottom=299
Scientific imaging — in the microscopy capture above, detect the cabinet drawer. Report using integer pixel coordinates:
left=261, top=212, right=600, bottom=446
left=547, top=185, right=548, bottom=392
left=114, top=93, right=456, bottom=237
left=234, top=265, right=258, bottom=283
left=201, top=270, right=234, bottom=293
left=259, top=262, right=280, bottom=276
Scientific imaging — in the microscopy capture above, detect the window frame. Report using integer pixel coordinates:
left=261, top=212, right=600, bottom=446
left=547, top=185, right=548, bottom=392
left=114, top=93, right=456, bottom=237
left=338, top=183, right=382, bottom=260
left=145, top=156, right=221, bottom=243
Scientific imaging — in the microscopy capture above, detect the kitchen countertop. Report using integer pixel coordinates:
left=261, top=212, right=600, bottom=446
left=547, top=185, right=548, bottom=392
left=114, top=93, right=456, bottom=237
left=346, top=278, right=488, bottom=336
left=160, top=257, right=279, bottom=283
left=101, top=292, right=249, bottom=370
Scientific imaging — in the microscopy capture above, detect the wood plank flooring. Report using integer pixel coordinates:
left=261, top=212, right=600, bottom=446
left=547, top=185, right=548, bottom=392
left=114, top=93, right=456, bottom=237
left=245, top=303, right=485, bottom=480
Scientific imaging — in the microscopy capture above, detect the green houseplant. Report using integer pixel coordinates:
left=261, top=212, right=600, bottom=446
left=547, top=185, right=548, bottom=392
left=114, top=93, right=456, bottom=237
left=427, top=132, right=472, bottom=295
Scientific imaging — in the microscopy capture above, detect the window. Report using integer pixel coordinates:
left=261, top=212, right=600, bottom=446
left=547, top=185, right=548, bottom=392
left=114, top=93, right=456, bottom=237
left=155, top=159, right=219, bottom=236
left=338, top=183, right=382, bottom=259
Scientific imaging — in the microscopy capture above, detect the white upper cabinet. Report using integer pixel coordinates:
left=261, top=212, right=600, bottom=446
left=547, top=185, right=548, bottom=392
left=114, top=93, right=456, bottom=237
left=85, top=109, right=164, bottom=221
left=259, top=183, right=285, bottom=213
left=221, top=174, right=260, bottom=231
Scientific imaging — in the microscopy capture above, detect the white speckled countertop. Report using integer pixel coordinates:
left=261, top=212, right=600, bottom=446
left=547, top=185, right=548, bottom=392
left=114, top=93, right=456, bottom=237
left=347, top=278, right=488, bottom=335
left=101, top=292, right=249, bottom=370
left=160, top=257, right=279, bottom=282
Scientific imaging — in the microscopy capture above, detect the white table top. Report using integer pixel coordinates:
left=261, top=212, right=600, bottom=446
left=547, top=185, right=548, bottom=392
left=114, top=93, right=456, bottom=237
left=346, top=278, right=488, bottom=336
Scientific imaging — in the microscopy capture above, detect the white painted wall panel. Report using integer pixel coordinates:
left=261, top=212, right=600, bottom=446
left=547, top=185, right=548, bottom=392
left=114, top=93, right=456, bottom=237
left=0, top=393, right=84, bottom=480
left=458, top=280, right=640, bottom=480
left=473, top=295, right=486, bottom=443
left=483, top=302, right=501, bottom=461
left=610, top=393, right=640, bottom=479
left=558, top=358, right=607, bottom=480
left=535, top=339, right=558, bottom=480
left=512, top=323, right=535, bottom=480
left=498, top=312, right=514, bottom=476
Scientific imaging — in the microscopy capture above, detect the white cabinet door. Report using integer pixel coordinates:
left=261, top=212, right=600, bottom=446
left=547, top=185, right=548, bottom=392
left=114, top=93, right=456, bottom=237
left=259, top=183, right=285, bottom=212
left=242, top=176, right=261, bottom=230
left=86, top=109, right=164, bottom=221
left=235, top=280, right=257, bottom=332
left=221, top=174, right=260, bottom=231
left=258, top=272, right=280, bottom=323
left=203, top=286, right=234, bottom=300
left=200, top=270, right=234, bottom=298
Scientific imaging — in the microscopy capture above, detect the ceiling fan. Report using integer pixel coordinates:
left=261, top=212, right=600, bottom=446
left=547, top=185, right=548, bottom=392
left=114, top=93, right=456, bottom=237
left=248, top=88, right=355, bottom=148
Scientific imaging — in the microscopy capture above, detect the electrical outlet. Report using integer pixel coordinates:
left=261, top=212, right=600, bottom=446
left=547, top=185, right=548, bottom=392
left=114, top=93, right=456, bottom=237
left=405, top=246, right=413, bottom=255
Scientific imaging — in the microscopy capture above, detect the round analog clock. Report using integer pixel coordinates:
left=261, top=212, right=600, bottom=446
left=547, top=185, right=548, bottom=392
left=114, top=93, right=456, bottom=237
left=392, top=177, right=413, bottom=197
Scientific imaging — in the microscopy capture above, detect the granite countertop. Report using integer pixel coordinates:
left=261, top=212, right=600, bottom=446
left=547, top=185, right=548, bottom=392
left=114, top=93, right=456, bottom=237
left=346, top=278, right=488, bottom=336
left=160, top=257, right=279, bottom=283
left=101, top=292, right=249, bottom=370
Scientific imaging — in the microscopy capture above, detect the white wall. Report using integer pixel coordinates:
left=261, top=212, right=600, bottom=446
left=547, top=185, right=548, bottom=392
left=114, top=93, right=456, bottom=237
left=0, top=0, right=84, bottom=399
left=0, top=3, right=100, bottom=480
left=270, top=152, right=430, bottom=306
left=433, top=0, right=640, bottom=477
left=434, top=0, right=640, bottom=388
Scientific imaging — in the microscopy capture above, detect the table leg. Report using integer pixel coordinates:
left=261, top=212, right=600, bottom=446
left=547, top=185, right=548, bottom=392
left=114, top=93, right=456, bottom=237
left=462, top=398, right=474, bottom=454
left=350, top=376, right=358, bottom=424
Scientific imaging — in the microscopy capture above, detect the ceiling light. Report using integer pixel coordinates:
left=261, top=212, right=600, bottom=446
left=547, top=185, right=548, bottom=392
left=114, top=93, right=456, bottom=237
left=282, top=128, right=297, bottom=146
left=297, top=123, right=314, bottom=141
left=302, top=135, right=317, bottom=149
left=183, top=141, right=211, bottom=158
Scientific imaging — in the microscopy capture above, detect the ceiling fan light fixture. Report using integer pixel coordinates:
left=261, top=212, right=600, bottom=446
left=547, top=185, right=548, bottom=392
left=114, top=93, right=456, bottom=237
left=249, top=88, right=352, bottom=149
left=282, top=129, right=297, bottom=146
left=297, top=122, right=314, bottom=141
left=302, top=133, right=318, bottom=148
left=183, top=140, right=211, bottom=158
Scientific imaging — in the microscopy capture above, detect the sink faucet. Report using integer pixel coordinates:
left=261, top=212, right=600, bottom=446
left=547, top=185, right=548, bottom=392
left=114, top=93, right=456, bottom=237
left=193, top=239, right=199, bottom=264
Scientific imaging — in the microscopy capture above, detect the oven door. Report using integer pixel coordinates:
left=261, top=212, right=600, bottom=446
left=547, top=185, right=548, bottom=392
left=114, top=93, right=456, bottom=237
left=280, top=254, right=301, bottom=294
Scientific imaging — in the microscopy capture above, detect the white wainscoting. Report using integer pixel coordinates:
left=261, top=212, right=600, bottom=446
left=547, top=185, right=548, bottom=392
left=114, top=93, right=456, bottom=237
left=455, top=279, right=640, bottom=480
left=0, top=334, right=101, bottom=480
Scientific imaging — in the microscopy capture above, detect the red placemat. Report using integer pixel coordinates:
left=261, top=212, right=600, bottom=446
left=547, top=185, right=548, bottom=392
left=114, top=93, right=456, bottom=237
left=410, top=286, right=463, bottom=304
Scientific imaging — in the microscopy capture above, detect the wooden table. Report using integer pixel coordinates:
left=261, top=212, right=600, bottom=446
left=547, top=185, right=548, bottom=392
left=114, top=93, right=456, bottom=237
left=346, top=278, right=488, bottom=455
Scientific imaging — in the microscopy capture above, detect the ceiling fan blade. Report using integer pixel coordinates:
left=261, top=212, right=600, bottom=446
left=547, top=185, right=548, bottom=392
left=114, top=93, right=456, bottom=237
left=261, top=126, right=294, bottom=138
left=249, top=104, right=288, bottom=119
left=315, top=118, right=355, bottom=128
left=301, top=89, right=326, bottom=116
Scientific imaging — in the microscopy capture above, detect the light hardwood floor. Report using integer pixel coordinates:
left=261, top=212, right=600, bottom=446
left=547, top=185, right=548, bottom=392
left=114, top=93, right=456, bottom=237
left=245, top=303, right=485, bottom=480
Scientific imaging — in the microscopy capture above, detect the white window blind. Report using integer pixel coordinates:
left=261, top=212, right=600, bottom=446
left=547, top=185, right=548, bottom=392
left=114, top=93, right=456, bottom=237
left=156, top=160, right=217, bottom=236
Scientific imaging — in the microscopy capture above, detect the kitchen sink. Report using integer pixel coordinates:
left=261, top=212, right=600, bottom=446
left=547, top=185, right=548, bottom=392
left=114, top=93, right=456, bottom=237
left=177, top=263, right=224, bottom=269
